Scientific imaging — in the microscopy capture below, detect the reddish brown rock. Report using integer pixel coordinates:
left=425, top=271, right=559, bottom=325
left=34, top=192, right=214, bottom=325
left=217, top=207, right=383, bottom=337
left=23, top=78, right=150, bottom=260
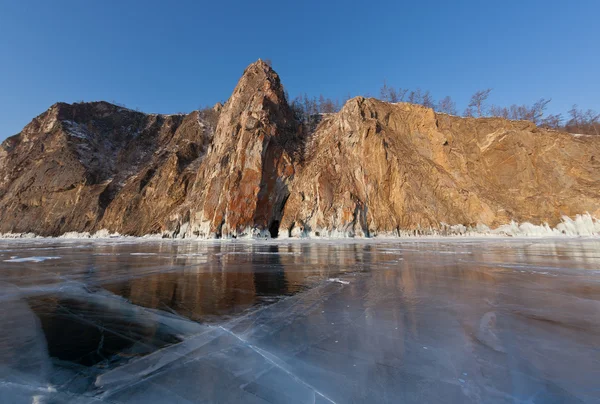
left=98, top=110, right=214, bottom=235
left=1, top=62, right=598, bottom=238
left=0, top=102, right=188, bottom=235
left=280, top=98, right=600, bottom=236
left=174, top=59, right=302, bottom=238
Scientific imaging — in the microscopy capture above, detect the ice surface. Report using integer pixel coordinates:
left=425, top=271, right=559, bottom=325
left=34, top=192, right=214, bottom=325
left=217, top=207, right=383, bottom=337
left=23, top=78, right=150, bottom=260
left=0, top=238, right=599, bottom=403
left=0, top=283, right=52, bottom=385
left=3, top=256, right=61, bottom=263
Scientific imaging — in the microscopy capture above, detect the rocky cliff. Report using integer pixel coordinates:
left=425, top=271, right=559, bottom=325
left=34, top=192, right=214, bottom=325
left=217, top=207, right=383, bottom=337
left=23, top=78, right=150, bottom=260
left=280, top=98, right=600, bottom=237
left=173, top=61, right=302, bottom=238
left=0, top=101, right=191, bottom=235
left=1, top=60, right=599, bottom=237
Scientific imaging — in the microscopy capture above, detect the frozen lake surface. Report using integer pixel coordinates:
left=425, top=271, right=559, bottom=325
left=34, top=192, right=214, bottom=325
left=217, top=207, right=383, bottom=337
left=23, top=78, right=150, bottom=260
left=0, top=238, right=599, bottom=403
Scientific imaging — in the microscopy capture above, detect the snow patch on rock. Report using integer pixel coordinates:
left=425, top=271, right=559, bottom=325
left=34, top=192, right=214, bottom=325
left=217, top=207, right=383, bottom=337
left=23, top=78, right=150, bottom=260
left=63, top=120, right=92, bottom=139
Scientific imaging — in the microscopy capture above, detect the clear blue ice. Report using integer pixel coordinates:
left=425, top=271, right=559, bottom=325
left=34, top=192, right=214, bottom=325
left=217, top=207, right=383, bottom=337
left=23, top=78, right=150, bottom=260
left=0, top=238, right=598, bottom=403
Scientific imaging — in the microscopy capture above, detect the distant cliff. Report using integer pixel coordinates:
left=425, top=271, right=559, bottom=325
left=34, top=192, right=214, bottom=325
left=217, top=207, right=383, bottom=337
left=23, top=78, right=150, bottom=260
left=1, top=60, right=599, bottom=237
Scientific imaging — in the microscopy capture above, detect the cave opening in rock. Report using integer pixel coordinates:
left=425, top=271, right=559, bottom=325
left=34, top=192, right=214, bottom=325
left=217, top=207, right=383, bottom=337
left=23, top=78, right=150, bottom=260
left=269, top=220, right=280, bottom=238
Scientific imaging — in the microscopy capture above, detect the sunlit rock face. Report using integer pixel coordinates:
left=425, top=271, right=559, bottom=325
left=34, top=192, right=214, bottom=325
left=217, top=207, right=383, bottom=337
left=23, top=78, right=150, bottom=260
left=280, top=98, right=600, bottom=237
left=176, top=60, right=302, bottom=238
left=0, top=61, right=599, bottom=237
left=98, top=110, right=213, bottom=235
left=0, top=102, right=190, bottom=236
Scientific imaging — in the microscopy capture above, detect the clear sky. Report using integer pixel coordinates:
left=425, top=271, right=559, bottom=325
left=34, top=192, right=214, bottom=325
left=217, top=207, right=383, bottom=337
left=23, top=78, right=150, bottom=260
left=1, top=0, right=599, bottom=140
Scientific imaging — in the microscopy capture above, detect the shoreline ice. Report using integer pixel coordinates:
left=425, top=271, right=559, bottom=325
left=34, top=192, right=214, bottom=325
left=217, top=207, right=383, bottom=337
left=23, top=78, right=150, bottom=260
left=1, top=214, right=599, bottom=240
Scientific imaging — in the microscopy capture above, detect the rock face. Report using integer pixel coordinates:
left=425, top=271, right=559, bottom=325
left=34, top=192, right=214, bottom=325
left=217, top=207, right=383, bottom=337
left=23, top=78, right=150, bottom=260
left=1, top=60, right=599, bottom=237
left=175, top=61, right=302, bottom=238
left=97, top=109, right=213, bottom=235
left=280, top=98, right=600, bottom=237
left=0, top=102, right=193, bottom=235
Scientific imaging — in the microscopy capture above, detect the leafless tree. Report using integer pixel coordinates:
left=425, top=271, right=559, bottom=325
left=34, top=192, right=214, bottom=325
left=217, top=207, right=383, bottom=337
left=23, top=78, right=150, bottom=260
left=583, top=109, right=600, bottom=135
left=490, top=105, right=509, bottom=119
left=540, top=113, right=563, bottom=129
left=422, top=91, right=435, bottom=109
left=490, top=99, right=558, bottom=128
left=437, top=96, right=457, bottom=115
left=565, top=105, right=600, bottom=135
left=567, top=105, right=583, bottom=127
left=407, top=88, right=423, bottom=105
left=319, top=95, right=326, bottom=111
left=319, top=95, right=337, bottom=113
left=380, top=81, right=409, bottom=103
left=290, top=98, right=304, bottom=121
left=468, top=89, right=492, bottom=117
left=529, top=98, right=551, bottom=125
left=291, top=94, right=340, bottom=131
left=396, top=88, right=408, bottom=102
left=380, top=81, right=391, bottom=101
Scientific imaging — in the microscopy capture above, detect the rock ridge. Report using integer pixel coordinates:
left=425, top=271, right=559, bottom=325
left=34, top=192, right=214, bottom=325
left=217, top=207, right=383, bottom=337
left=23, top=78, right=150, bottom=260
left=1, top=61, right=598, bottom=237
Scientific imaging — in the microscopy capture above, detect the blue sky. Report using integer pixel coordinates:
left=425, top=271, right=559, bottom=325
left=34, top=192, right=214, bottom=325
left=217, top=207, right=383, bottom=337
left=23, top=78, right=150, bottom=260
left=1, top=0, right=599, bottom=140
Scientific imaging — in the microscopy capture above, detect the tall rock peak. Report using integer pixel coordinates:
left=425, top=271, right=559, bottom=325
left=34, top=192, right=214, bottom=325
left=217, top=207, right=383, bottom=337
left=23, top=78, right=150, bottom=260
left=179, top=61, right=301, bottom=238
left=216, top=59, right=293, bottom=140
left=236, top=59, right=284, bottom=97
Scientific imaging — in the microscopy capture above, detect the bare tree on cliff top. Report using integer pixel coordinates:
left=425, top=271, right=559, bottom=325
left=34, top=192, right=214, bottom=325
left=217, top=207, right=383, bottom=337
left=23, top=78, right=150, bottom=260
left=540, top=113, right=563, bottom=129
left=380, top=81, right=391, bottom=101
left=380, top=82, right=409, bottom=103
left=318, top=95, right=337, bottom=114
left=422, top=91, right=435, bottom=109
left=565, top=105, right=600, bottom=135
left=529, top=98, right=552, bottom=125
left=437, top=96, right=457, bottom=115
left=468, top=89, right=492, bottom=117
left=407, top=88, right=423, bottom=105
left=379, top=82, right=395, bottom=102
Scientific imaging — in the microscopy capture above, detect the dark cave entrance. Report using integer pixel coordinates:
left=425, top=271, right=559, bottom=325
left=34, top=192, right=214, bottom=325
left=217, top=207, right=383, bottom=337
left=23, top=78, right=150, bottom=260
left=269, top=220, right=280, bottom=238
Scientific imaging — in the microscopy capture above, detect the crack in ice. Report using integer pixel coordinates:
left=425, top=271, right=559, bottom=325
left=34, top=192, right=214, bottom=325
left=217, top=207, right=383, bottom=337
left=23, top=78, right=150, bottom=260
left=219, top=326, right=338, bottom=404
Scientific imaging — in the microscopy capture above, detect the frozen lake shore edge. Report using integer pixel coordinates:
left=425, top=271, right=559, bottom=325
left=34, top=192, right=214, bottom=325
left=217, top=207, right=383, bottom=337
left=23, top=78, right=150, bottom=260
left=1, top=214, right=599, bottom=240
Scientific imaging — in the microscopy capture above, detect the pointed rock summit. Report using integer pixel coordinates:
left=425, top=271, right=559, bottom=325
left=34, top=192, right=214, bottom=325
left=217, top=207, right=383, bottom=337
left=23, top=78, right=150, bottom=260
left=177, top=59, right=302, bottom=238
left=0, top=61, right=599, bottom=237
